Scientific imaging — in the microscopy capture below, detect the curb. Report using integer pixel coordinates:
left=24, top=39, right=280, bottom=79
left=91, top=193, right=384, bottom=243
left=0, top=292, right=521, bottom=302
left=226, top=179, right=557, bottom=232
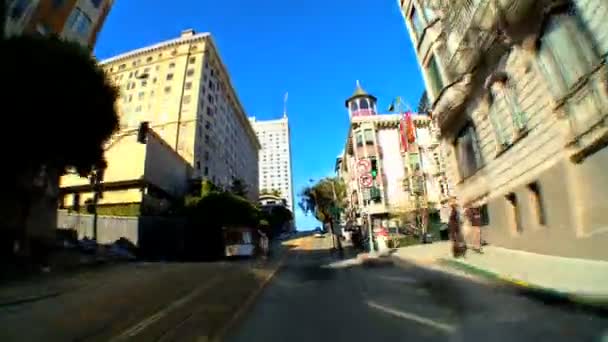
left=0, top=291, right=64, bottom=307
left=440, top=258, right=608, bottom=315
left=212, top=247, right=290, bottom=342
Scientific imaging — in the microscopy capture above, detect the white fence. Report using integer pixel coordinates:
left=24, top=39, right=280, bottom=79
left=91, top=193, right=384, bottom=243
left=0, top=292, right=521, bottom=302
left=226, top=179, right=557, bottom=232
left=57, top=210, right=139, bottom=244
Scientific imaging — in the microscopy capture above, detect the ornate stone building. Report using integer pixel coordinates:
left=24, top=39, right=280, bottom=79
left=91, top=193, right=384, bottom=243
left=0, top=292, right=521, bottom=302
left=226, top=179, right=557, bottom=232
left=399, top=0, right=608, bottom=259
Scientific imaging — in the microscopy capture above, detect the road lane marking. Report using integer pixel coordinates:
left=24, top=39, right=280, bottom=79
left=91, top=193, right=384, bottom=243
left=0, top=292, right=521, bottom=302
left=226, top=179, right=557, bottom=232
left=366, top=300, right=455, bottom=334
left=110, top=275, right=223, bottom=341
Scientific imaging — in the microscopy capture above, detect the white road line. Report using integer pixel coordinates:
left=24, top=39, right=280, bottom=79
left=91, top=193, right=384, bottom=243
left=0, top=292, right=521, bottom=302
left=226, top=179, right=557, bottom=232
left=110, top=276, right=222, bottom=341
left=367, top=300, right=455, bottom=334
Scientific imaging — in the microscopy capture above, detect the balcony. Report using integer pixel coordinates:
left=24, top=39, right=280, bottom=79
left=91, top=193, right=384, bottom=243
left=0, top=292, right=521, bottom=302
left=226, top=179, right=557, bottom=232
left=432, top=73, right=475, bottom=132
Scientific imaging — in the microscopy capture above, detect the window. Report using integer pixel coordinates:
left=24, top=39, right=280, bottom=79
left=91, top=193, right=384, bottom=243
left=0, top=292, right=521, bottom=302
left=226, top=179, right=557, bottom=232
left=146, top=56, right=153, bottom=62
left=141, top=80, right=147, bottom=87
left=207, top=107, right=213, bottom=116
left=423, top=5, right=436, bottom=22
left=189, top=57, right=196, bottom=64
left=182, top=95, right=191, bottom=104
left=454, top=123, right=482, bottom=179
left=350, top=101, right=358, bottom=112
left=67, top=7, right=92, bottom=37
left=166, top=73, right=174, bottom=81
left=205, top=151, right=210, bottom=161
left=205, top=135, right=210, bottom=143
left=186, top=69, right=195, bottom=77
left=359, top=99, right=369, bottom=110
left=538, top=9, right=598, bottom=98
left=164, top=86, right=171, bottom=93
left=204, top=167, right=209, bottom=176
left=410, top=6, right=425, bottom=38
left=138, top=92, right=144, bottom=100
left=135, top=105, right=142, bottom=112
left=118, top=64, right=126, bottom=70
left=528, top=183, right=546, bottom=225
left=90, top=0, right=102, bottom=8
left=185, top=82, right=192, bottom=90
left=356, top=133, right=363, bottom=147
left=364, top=129, right=374, bottom=145
left=506, top=193, right=522, bottom=233
left=488, top=81, right=526, bottom=148
left=426, top=55, right=444, bottom=98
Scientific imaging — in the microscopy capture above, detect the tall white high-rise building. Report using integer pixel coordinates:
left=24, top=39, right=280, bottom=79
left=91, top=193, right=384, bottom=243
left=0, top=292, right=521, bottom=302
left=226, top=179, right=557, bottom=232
left=250, top=115, right=294, bottom=212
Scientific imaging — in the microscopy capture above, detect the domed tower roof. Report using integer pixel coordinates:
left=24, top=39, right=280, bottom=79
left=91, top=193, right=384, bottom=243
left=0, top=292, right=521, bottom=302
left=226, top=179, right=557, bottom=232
left=345, top=80, right=377, bottom=107
left=345, top=81, right=378, bottom=117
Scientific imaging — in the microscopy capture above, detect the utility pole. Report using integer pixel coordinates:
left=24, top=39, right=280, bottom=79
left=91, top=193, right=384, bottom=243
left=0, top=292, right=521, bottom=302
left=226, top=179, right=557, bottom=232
left=330, top=180, right=343, bottom=254
left=90, top=167, right=104, bottom=241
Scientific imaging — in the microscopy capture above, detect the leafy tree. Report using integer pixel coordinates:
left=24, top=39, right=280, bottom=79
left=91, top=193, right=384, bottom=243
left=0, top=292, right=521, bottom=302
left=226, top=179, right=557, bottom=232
left=260, top=205, right=293, bottom=238
left=230, top=178, right=248, bottom=197
left=417, top=91, right=430, bottom=115
left=1, top=37, right=118, bottom=181
left=0, top=8, right=119, bottom=253
left=299, top=177, right=346, bottom=237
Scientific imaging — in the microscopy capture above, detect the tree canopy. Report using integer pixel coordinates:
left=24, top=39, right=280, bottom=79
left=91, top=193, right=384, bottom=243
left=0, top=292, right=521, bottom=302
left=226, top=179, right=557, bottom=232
left=229, top=178, right=248, bottom=197
left=182, top=180, right=259, bottom=228
left=299, top=177, right=346, bottom=225
left=0, top=33, right=119, bottom=184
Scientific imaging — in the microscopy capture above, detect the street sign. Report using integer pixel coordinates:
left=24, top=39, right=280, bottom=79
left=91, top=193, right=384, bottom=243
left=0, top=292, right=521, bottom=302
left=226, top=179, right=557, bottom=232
left=359, top=174, right=373, bottom=188
left=357, top=159, right=371, bottom=174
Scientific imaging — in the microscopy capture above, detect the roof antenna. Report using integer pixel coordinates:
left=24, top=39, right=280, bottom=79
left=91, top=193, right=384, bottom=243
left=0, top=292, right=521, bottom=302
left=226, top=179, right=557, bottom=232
left=283, top=92, right=289, bottom=118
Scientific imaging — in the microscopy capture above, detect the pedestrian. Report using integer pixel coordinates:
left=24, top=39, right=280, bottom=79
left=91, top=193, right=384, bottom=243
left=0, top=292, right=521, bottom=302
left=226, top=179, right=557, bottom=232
left=448, top=199, right=466, bottom=258
left=257, top=230, right=269, bottom=259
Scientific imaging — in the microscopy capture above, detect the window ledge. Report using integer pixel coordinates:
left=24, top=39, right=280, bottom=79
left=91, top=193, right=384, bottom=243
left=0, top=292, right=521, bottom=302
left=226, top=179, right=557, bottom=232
left=494, top=127, right=528, bottom=158
left=570, top=122, right=608, bottom=164
left=553, top=60, right=606, bottom=111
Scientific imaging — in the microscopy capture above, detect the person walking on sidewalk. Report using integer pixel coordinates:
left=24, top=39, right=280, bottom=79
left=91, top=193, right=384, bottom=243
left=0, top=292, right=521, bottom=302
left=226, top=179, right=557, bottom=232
left=448, top=199, right=466, bottom=258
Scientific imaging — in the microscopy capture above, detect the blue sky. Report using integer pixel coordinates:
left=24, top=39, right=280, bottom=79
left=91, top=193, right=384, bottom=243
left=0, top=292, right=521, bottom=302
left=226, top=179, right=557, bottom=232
left=94, top=0, right=425, bottom=230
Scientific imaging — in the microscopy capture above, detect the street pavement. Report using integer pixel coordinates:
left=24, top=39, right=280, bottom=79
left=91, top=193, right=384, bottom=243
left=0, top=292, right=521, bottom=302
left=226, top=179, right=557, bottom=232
left=227, top=235, right=608, bottom=342
left=0, top=256, right=283, bottom=342
left=1, top=236, right=606, bottom=341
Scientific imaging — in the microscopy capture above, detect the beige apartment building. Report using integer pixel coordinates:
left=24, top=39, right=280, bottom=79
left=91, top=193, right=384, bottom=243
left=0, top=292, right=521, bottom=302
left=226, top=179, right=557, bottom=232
left=61, top=29, right=260, bottom=208
left=338, top=83, right=452, bottom=230
left=4, top=0, right=114, bottom=47
left=399, top=0, right=608, bottom=259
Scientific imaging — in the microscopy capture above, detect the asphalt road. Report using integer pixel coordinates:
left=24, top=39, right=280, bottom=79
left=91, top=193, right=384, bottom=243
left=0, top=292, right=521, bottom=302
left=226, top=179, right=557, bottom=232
left=228, top=236, right=608, bottom=342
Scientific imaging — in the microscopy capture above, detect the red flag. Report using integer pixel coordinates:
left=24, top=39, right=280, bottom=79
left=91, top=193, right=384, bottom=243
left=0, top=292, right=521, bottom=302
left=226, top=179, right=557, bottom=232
left=399, top=115, right=408, bottom=152
left=406, top=111, right=416, bottom=143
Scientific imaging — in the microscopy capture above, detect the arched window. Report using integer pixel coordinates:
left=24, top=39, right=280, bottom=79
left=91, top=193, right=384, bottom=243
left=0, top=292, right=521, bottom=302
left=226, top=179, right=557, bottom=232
left=350, top=101, right=358, bottom=112
left=486, top=75, right=526, bottom=150
left=488, top=84, right=510, bottom=147
left=359, top=99, right=369, bottom=110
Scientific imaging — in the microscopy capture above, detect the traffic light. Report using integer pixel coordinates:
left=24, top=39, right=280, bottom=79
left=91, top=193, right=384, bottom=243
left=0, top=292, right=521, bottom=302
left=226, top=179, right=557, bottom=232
left=370, top=159, right=378, bottom=179
left=137, top=121, right=149, bottom=144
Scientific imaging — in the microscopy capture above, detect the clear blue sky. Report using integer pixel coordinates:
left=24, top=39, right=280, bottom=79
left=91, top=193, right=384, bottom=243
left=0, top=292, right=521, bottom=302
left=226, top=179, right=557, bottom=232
left=94, top=0, right=425, bottom=230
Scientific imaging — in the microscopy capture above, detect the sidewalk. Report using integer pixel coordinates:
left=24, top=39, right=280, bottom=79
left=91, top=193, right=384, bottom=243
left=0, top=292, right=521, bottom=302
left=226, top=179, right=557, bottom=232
left=392, top=242, right=608, bottom=307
